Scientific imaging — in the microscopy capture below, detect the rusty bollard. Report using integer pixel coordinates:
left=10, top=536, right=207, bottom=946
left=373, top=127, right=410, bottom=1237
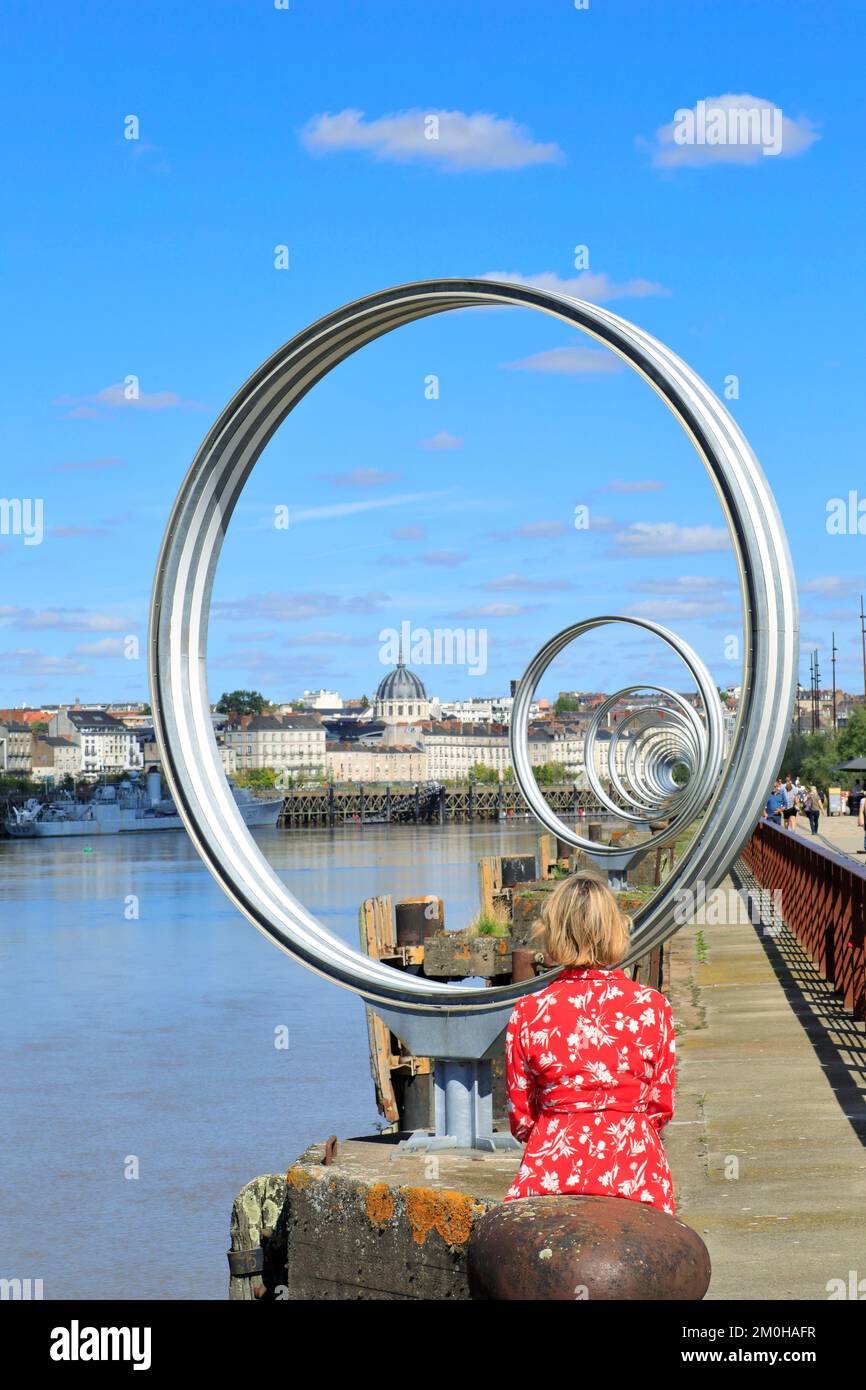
left=467, top=1196, right=710, bottom=1300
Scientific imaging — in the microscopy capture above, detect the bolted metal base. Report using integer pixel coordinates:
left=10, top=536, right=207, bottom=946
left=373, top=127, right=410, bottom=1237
left=397, top=1058, right=520, bottom=1152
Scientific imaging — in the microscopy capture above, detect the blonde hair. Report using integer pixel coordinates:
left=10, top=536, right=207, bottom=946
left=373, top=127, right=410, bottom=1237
left=531, top=870, right=631, bottom=968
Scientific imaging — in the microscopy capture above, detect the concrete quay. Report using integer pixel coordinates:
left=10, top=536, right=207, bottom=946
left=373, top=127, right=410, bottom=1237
left=666, top=870, right=866, bottom=1301
left=229, top=858, right=866, bottom=1301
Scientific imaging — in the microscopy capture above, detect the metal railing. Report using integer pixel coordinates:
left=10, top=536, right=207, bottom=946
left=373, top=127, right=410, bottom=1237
left=740, top=822, right=866, bottom=1021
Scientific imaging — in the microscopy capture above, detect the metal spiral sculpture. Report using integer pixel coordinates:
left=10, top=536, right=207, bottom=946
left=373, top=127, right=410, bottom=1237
left=148, top=278, right=798, bottom=1015
left=509, top=615, right=725, bottom=878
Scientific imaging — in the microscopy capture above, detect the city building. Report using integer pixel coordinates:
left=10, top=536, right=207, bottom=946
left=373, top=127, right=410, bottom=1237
left=436, top=696, right=517, bottom=725
left=222, top=713, right=326, bottom=778
left=374, top=658, right=431, bottom=724
left=299, top=689, right=344, bottom=712
left=31, top=734, right=79, bottom=781
left=48, top=708, right=144, bottom=776
left=326, top=740, right=427, bottom=783
left=0, top=720, right=33, bottom=775
left=424, top=721, right=511, bottom=781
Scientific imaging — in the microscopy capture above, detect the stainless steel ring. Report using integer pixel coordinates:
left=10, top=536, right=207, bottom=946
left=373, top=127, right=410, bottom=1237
left=149, top=278, right=798, bottom=1008
left=509, top=618, right=724, bottom=859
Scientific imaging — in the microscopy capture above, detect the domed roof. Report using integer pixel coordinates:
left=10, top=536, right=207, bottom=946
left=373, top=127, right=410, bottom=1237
left=376, top=661, right=428, bottom=703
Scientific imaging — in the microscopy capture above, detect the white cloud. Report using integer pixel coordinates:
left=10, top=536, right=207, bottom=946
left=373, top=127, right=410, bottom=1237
left=646, top=94, right=819, bottom=167
left=212, top=591, right=389, bottom=622
left=54, top=384, right=205, bottom=416
left=0, top=647, right=92, bottom=675
left=610, top=522, right=731, bottom=557
left=451, top=602, right=535, bottom=618
left=632, top=575, right=735, bottom=594
left=419, top=431, right=464, bottom=450
left=626, top=599, right=732, bottom=620
left=490, top=520, right=568, bottom=541
left=482, top=270, right=669, bottom=302
left=0, top=606, right=128, bottom=632
left=301, top=109, right=563, bottom=171
left=390, top=525, right=426, bottom=541
left=607, top=479, right=665, bottom=494
left=503, top=346, right=623, bottom=375
left=47, top=526, right=109, bottom=539
left=480, top=573, right=572, bottom=593
left=72, top=637, right=128, bottom=657
left=282, top=631, right=366, bottom=647
left=421, top=551, right=467, bottom=566
left=325, top=468, right=401, bottom=488
left=799, top=576, right=860, bottom=596
left=291, top=488, right=452, bottom=523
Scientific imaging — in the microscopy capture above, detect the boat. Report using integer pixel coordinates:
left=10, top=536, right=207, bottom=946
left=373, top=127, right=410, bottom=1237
left=4, top=771, right=282, bottom=838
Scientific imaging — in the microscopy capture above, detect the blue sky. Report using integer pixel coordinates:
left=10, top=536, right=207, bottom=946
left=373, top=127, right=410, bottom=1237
left=2, top=0, right=864, bottom=707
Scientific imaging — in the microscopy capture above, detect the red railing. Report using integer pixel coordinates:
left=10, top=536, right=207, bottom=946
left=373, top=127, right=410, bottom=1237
left=740, top=822, right=866, bottom=1021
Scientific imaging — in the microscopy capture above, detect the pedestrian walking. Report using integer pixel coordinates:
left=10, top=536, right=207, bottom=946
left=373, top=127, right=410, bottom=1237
left=764, top=779, right=785, bottom=826
left=804, top=785, right=823, bottom=836
left=782, top=776, right=798, bottom=829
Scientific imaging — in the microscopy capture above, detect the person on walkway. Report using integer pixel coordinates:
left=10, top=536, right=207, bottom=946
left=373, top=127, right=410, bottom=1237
left=765, top=779, right=785, bottom=825
left=782, top=776, right=799, bottom=829
left=804, top=785, right=823, bottom=836
left=504, top=871, right=675, bottom=1216
left=859, top=794, right=866, bottom=854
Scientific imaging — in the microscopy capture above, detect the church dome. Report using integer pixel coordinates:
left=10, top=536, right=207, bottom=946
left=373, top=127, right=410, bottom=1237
left=375, top=661, right=428, bottom=703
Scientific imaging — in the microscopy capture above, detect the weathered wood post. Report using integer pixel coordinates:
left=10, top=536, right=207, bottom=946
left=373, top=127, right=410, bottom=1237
left=359, top=781, right=365, bottom=825
left=228, top=1173, right=289, bottom=1301
left=328, top=782, right=335, bottom=828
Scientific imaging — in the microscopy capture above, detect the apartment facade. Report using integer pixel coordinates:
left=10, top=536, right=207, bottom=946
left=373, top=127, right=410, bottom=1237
left=48, top=709, right=143, bottom=776
left=31, top=734, right=79, bottom=780
left=222, top=713, right=326, bottom=777
left=326, top=741, right=427, bottom=783
left=0, top=720, right=33, bottom=775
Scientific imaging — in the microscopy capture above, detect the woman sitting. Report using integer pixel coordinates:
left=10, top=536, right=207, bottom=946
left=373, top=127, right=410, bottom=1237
left=504, top=870, right=676, bottom=1216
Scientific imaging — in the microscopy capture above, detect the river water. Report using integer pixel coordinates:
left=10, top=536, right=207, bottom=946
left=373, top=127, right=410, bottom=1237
left=0, top=820, right=537, bottom=1300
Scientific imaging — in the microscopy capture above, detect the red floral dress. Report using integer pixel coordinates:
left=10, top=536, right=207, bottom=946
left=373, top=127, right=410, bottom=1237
left=504, top=967, right=676, bottom=1214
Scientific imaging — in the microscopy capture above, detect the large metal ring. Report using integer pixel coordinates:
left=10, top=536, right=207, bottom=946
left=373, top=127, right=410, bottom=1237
left=149, top=278, right=797, bottom=1011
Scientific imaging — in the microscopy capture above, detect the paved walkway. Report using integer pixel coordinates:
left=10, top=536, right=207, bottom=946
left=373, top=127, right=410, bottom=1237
left=666, top=872, right=866, bottom=1300
left=788, top=809, right=866, bottom=862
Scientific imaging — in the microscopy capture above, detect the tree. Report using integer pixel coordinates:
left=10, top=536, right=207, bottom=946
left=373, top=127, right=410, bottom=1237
left=555, top=695, right=581, bottom=715
left=534, top=761, right=568, bottom=786
left=781, top=730, right=813, bottom=779
left=780, top=729, right=841, bottom=793
left=233, top=767, right=277, bottom=789
left=800, top=733, right=843, bottom=792
left=837, top=705, right=866, bottom=762
left=467, top=762, right=499, bottom=784
left=31, top=720, right=49, bottom=735
left=216, top=690, right=268, bottom=716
